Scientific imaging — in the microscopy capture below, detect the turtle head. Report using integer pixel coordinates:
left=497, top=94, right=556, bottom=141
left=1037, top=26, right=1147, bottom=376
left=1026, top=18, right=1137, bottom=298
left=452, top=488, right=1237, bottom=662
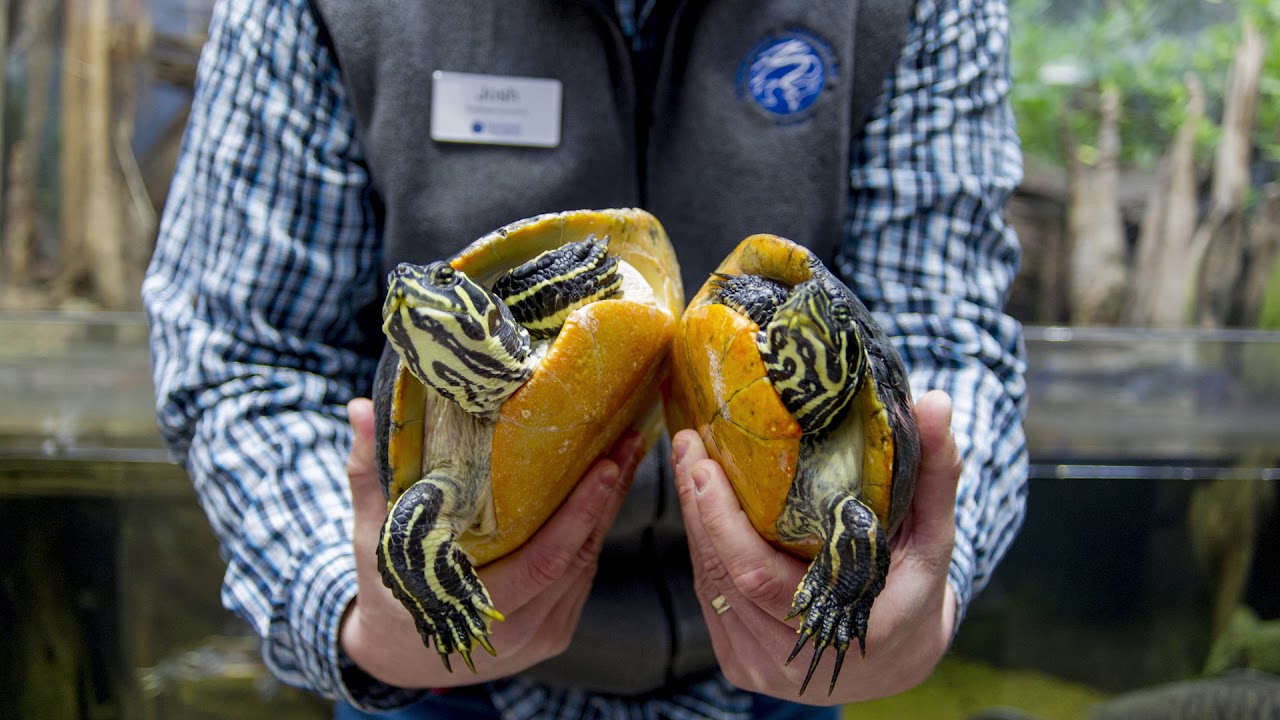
left=761, top=278, right=867, bottom=434
left=382, top=261, right=534, bottom=416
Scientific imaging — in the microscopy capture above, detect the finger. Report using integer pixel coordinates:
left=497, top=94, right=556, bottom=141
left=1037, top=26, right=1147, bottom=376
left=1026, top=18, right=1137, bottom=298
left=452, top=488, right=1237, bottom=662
left=670, top=428, right=702, bottom=466
left=609, top=430, right=647, bottom=473
left=689, top=457, right=801, bottom=620
left=672, top=432, right=786, bottom=686
left=873, top=390, right=960, bottom=642
left=346, top=397, right=376, bottom=480
left=673, top=432, right=809, bottom=661
left=345, top=398, right=384, bottom=520
left=906, top=390, right=961, bottom=557
left=583, top=432, right=645, bottom=552
left=528, top=559, right=599, bottom=658
left=672, top=430, right=749, bottom=617
left=672, top=429, right=729, bottom=597
left=483, top=434, right=644, bottom=657
left=482, top=435, right=639, bottom=613
left=488, top=548, right=599, bottom=660
left=673, top=429, right=798, bottom=624
left=690, top=454, right=834, bottom=678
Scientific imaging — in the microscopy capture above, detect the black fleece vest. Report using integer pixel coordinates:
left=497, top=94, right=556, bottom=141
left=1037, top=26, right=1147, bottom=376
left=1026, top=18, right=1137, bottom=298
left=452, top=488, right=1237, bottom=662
left=311, top=0, right=910, bottom=694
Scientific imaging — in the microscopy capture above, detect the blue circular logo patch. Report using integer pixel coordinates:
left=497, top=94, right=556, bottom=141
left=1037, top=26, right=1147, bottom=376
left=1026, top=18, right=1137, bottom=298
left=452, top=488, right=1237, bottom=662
left=743, top=33, right=828, bottom=116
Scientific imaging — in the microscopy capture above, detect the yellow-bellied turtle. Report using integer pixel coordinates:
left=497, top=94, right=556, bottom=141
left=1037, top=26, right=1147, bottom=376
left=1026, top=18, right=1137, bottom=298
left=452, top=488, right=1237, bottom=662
left=375, top=208, right=683, bottom=672
left=665, top=234, right=920, bottom=695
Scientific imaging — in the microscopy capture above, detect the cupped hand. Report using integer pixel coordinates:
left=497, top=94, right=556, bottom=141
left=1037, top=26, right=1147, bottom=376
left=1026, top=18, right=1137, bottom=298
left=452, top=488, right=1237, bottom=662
left=672, top=389, right=961, bottom=705
left=340, top=397, right=645, bottom=688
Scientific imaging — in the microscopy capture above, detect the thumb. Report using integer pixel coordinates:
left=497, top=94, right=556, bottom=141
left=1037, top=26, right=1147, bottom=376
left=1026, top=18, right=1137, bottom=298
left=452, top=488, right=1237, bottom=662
left=346, top=397, right=383, bottom=512
left=906, top=390, right=961, bottom=554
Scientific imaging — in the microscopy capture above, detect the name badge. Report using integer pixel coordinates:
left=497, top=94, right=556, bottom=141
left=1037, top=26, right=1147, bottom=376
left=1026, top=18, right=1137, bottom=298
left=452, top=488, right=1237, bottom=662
left=430, top=71, right=562, bottom=148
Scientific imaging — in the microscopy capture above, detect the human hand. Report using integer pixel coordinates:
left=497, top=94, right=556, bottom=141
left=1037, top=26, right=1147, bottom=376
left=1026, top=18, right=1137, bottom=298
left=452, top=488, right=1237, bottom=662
left=339, top=397, right=645, bottom=688
left=672, top=389, right=961, bottom=705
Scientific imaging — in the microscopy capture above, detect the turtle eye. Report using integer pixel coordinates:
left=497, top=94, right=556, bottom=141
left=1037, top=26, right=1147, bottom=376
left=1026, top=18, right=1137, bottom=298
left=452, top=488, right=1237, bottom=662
left=433, top=266, right=457, bottom=287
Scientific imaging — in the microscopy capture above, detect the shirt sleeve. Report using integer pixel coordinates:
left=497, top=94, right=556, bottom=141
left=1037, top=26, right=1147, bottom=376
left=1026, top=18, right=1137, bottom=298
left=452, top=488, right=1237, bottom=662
left=141, top=0, right=418, bottom=708
left=839, top=0, right=1029, bottom=623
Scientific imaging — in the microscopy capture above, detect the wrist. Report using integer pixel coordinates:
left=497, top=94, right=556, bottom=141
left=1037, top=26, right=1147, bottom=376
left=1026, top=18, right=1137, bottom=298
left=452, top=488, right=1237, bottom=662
left=338, top=596, right=428, bottom=689
left=337, top=598, right=432, bottom=709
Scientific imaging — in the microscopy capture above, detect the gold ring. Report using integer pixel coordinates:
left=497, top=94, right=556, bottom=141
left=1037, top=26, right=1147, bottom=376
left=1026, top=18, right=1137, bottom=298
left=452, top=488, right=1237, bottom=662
left=710, top=594, right=731, bottom=615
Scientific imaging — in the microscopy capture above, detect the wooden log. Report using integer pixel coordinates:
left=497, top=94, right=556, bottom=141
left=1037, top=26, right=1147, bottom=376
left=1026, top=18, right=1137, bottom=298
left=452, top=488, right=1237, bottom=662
left=82, top=0, right=131, bottom=309
left=1126, top=75, right=1204, bottom=327
left=1189, top=19, right=1266, bottom=327
left=1210, top=21, right=1263, bottom=212
left=58, top=0, right=91, bottom=304
left=1, top=1, right=58, bottom=309
left=1006, top=158, right=1069, bottom=324
left=115, top=0, right=158, bottom=297
left=1067, top=85, right=1128, bottom=324
left=1242, top=183, right=1280, bottom=329
left=0, top=0, right=8, bottom=230
left=1189, top=476, right=1276, bottom=641
left=1007, top=190, right=1068, bottom=323
left=58, top=0, right=148, bottom=310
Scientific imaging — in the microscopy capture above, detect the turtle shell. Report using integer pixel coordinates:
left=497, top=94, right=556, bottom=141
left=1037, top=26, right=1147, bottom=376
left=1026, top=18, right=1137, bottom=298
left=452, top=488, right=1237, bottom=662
left=376, top=208, right=683, bottom=566
left=665, top=234, right=918, bottom=558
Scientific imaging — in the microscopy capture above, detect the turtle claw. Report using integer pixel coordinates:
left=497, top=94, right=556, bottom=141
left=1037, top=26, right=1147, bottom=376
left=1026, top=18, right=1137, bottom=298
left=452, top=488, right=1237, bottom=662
left=785, top=618, right=836, bottom=696
left=376, top=478, right=503, bottom=673
left=829, top=643, right=850, bottom=695
left=458, top=647, right=475, bottom=674
left=475, top=630, right=498, bottom=657
left=786, top=587, right=869, bottom=695
left=784, top=495, right=889, bottom=696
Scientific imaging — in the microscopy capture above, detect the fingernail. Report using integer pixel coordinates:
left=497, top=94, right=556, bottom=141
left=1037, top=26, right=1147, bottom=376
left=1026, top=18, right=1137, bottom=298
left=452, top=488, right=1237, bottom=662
left=672, top=434, right=689, bottom=465
left=599, top=463, right=620, bottom=491
left=692, top=465, right=710, bottom=494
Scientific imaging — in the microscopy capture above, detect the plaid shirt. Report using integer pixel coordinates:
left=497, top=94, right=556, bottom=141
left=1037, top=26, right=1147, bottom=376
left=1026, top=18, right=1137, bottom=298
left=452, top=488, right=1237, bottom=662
left=143, top=0, right=1027, bottom=717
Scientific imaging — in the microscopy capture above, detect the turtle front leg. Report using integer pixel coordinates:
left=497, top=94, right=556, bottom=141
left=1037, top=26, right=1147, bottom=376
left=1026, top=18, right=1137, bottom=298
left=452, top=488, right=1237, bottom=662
left=377, top=473, right=503, bottom=673
left=785, top=494, right=889, bottom=696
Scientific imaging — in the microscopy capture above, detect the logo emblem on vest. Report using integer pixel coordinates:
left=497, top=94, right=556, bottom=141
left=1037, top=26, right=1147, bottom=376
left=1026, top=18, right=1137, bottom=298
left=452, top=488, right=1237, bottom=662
left=740, top=31, right=831, bottom=118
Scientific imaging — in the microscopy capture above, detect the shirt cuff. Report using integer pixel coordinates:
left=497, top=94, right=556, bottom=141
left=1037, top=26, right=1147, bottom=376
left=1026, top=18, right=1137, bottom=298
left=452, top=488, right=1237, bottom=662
left=285, top=540, right=428, bottom=712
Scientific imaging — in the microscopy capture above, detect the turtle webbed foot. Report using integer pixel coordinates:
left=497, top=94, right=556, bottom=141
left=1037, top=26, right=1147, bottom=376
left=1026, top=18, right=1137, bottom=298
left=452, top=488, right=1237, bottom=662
left=376, top=478, right=504, bottom=673
left=784, top=495, right=889, bottom=696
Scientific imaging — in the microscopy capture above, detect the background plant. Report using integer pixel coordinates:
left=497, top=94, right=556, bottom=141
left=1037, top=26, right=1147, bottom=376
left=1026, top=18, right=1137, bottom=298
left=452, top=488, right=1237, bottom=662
left=1011, top=0, right=1280, bottom=171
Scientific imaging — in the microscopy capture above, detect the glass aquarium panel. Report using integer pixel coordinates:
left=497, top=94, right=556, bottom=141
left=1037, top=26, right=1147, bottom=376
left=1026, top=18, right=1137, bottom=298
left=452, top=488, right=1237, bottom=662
left=1024, top=326, right=1280, bottom=479
left=0, top=313, right=165, bottom=463
left=4, top=315, right=1278, bottom=720
left=0, top=491, right=333, bottom=720
left=892, top=327, right=1280, bottom=719
left=0, top=313, right=331, bottom=719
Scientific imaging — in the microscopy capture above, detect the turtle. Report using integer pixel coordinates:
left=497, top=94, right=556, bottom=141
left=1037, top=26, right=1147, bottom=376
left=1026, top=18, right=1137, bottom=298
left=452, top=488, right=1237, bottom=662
left=665, top=234, right=920, bottom=696
left=374, top=208, right=683, bottom=672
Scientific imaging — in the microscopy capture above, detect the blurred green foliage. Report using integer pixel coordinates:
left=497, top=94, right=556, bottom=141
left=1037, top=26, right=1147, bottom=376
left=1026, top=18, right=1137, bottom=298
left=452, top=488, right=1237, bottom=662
left=1011, top=0, right=1280, bottom=169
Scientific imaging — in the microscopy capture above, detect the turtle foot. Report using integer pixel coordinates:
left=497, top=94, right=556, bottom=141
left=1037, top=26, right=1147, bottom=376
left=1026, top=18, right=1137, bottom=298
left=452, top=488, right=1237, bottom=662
left=411, top=541, right=504, bottom=673
left=784, top=495, right=889, bottom=696
left=376, top=478, right=503, bottom=673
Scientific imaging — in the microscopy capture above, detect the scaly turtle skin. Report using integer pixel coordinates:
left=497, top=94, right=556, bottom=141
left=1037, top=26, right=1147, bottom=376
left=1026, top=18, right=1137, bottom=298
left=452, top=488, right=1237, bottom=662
left=374, top=209, right=682, bottom=672
left=665, top=234, right=920, bottom=696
